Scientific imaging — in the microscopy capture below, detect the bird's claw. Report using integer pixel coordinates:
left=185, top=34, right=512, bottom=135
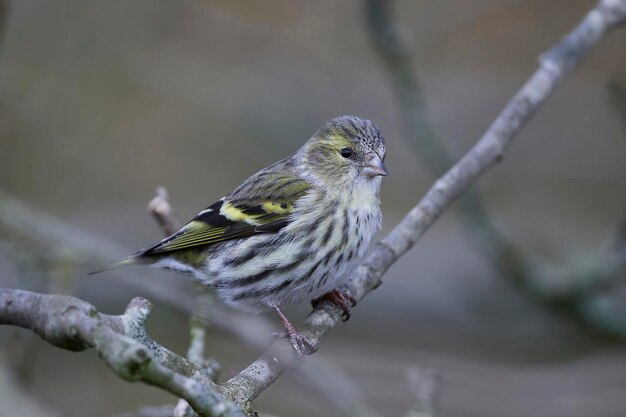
left=311, top=289, right=357, bottom=322
left=272, top=305, right=318, bottom=355
left=272, top=330, right=318, bottom=355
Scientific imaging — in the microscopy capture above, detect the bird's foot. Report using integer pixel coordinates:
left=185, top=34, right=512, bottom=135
left=272, top=305, right=318, bottom=355
left=272, top=329, right=318, bottom=355
left=311, top=288, right=356, bottom=322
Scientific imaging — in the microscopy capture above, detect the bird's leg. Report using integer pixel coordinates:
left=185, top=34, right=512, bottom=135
left=272, top=305, right=318, bottom=355
left=311, top=289, right=357, bottom=322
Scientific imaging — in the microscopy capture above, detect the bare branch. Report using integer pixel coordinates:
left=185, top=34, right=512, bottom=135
left=222, top=0, right=626, bottom=402
left=0, top=289, right=243, bottom=417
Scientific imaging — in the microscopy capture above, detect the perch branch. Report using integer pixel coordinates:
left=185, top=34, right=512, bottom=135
left=221, top=0, right=626, bottom=402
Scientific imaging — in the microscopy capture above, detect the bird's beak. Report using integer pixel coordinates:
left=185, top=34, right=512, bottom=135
left=363, top=153, right=388, bottom=177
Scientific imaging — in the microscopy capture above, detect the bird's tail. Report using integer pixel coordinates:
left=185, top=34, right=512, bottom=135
left=88, top=256, right=142, bottom=275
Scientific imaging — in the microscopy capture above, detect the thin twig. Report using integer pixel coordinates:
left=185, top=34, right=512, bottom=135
left=149, top=186, right=212, bottom=417
left=174, top=292, right=220, bottom=417
left=147, top=186, right=181, bottom=237
left=147, top=187, right=219, bottom=380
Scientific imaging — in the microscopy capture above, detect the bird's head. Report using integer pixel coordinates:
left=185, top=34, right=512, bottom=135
left=300, top=116, right=387, bottom=188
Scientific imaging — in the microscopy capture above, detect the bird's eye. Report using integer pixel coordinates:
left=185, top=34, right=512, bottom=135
left=340, top=148, right=353, bottom=158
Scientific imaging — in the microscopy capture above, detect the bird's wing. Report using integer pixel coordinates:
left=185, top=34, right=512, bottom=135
left=140, top=171, right=311, bottom=256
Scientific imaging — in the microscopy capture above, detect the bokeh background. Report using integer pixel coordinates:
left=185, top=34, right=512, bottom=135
left=2, top=1, right=626, bottom=416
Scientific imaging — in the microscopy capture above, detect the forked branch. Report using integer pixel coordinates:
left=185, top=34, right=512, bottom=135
left=0, top=0, right=625, bottom=415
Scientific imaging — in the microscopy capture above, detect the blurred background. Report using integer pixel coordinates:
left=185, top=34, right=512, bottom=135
left=1, top=0, right=626, bottom=416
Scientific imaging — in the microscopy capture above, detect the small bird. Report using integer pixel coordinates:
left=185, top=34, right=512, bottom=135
left=100, top=116, right=387, bottom=354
